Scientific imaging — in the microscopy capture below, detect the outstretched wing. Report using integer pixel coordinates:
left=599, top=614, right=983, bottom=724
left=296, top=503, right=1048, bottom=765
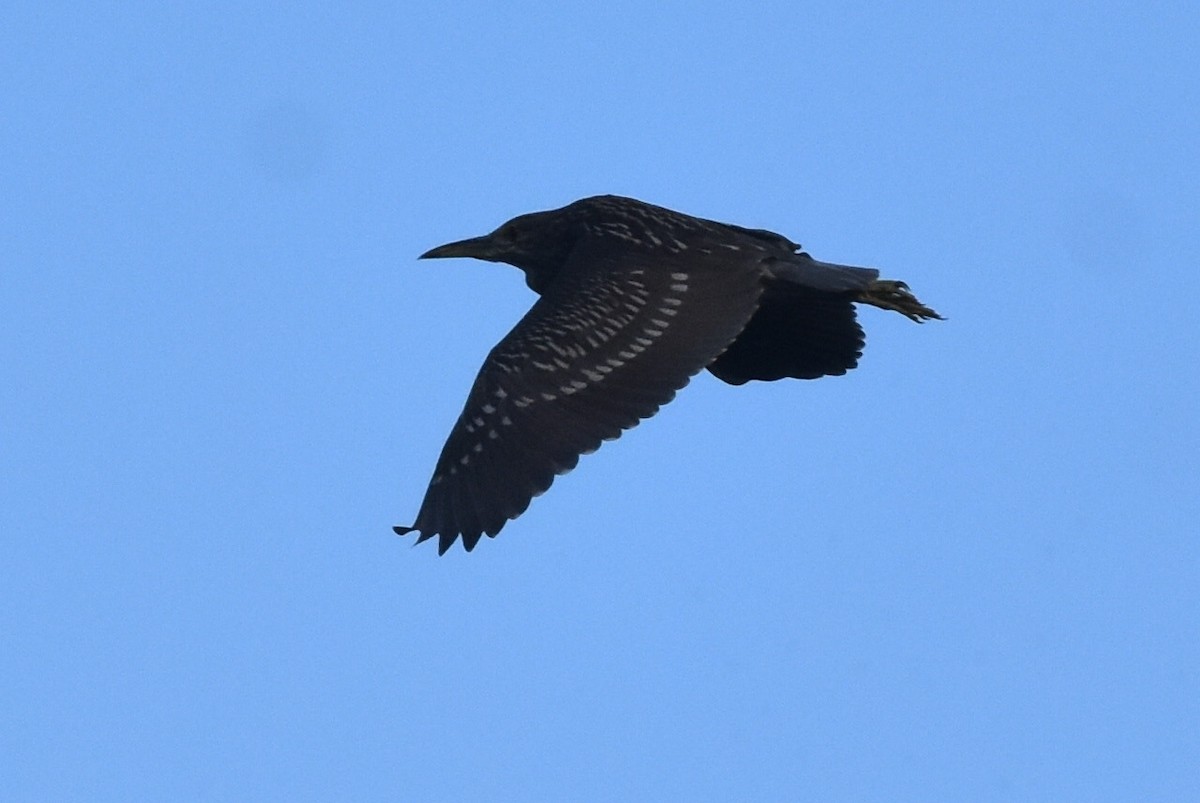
left=707, top=253, right=878, bottom=384
left=396, top=235, right=764, bottom=554
left=707, top=281, right=866, bottom=384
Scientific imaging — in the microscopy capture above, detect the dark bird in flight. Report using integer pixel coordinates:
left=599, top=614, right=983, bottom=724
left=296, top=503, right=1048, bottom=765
left=396, top=195, right=941, bottom=554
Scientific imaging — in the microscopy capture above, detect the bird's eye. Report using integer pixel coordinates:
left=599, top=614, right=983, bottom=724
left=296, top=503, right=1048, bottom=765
left=499, top=225, right=519, bottom=241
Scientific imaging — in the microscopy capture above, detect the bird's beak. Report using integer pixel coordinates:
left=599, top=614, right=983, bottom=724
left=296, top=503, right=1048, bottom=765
left=419, top=235, right=495, bottom=260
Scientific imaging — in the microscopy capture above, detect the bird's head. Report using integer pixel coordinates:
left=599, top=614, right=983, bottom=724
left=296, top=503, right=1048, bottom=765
left=420, top=208, right=578, bottom=293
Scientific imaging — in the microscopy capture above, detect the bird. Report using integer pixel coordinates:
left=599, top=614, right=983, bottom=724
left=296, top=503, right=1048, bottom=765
left=396, top=195, right=941, bottom=554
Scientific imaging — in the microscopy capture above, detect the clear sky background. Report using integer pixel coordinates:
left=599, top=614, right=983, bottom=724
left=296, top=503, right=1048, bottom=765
left=3, top=2, right=1197, bottom=800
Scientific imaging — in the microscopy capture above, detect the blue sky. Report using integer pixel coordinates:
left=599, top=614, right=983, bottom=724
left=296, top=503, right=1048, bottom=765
left=3, top=2, right=1197, bottom=800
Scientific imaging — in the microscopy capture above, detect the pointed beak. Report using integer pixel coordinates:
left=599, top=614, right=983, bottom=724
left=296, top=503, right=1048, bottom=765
left=419, top=235, right=495, bottom=260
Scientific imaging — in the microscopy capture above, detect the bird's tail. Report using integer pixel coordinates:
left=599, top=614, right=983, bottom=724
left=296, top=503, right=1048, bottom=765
left=859, top=279, right=943, bottom=322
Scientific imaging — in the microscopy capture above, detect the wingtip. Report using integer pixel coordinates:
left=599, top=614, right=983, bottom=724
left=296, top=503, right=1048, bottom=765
left=396, top=525, right=461, bottom=555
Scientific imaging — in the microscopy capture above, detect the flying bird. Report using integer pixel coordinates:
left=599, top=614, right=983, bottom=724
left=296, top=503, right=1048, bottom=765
left=396, top=195, right=941, bottom=553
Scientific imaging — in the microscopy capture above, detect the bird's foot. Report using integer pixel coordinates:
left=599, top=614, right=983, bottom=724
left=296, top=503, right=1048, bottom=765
left=861, top=280, right=944, bottom=322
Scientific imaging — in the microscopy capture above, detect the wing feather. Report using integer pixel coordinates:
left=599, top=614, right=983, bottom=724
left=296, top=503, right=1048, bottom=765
left=397, top=235, right=764, bottom=553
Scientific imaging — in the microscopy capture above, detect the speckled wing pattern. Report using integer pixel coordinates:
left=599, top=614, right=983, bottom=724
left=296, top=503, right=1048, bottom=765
left=396, top=235, right=764, bottom=553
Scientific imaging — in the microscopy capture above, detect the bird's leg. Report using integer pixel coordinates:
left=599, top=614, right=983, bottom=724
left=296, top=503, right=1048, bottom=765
left=859, top=279, right=944, bottom=322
